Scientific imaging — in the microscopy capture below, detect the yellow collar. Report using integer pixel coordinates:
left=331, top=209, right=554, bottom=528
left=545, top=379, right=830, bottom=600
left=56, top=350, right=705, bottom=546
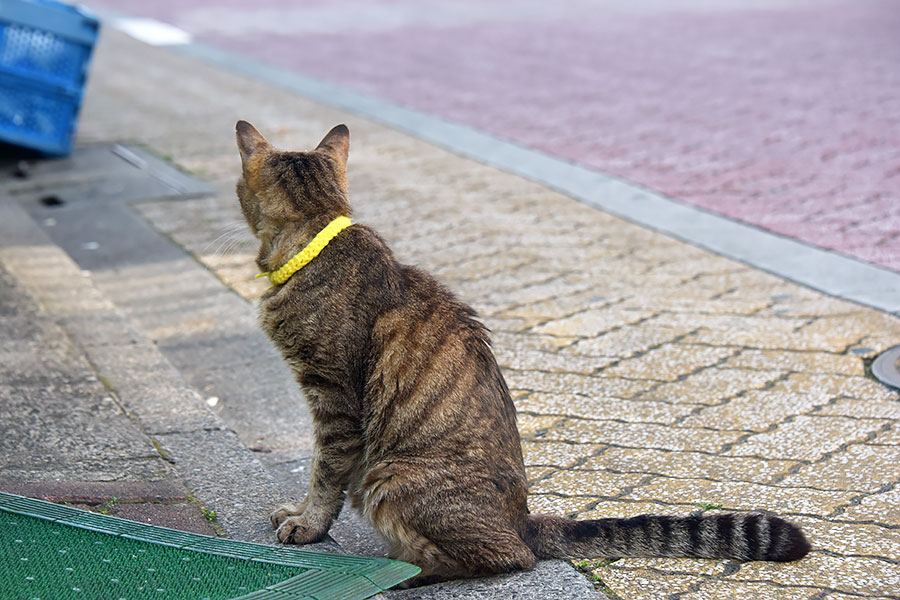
left=256, top=215, right=352, bottom=285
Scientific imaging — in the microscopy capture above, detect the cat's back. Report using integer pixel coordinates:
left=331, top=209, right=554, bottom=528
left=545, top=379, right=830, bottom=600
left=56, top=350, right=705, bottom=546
left=365, top=257, right=523, bottom=469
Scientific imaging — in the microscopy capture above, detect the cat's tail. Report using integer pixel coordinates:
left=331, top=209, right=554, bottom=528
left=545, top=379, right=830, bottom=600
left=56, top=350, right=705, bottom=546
left=524, top=512, right=810, bottom=562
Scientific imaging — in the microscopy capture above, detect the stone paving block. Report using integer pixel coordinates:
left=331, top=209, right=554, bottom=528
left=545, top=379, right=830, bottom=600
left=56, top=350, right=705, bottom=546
left=608, top=557, right=729, bottom=577
left=800, top=314, right=900, bottom=351
left=579, top=447, right=796, bottom=485
left=504, top=370, right=658, bottom=398
left=641, top=367, right=787, bottom=405
left=777, top=444, right=900, bottom=493
left=516, top=414, right=564, bottom=438
left=678, top=579, right=824, bottom=600
left=791, top=516, right=900, bottom=560
left=515, top=392, right=697, bottom=425
left=456, top=269, right=585, bottom=307
left=618, top=294, right=770, bottom=315
left=490, top=331, right=577, bottom=353
left=687, top=269, right=789, bottom=293
left=567, top=321, right=685, bottom=359
left=731, top=554, right=900, bottom=597
left=760, top=295, right=865, bottom=318
left=391, top=235, right=484, bottom=269
left=600, top=344, right=738, bottom=382
left=476, top=300, right=530, bottom=319
left=528, top=469, right=649, bottom=498
left=493, top=347, right=614, bottom=374
left=856, top=331, right=900, bottom=360
left=652, top=313, right=808, bottom=346
left=525, top=466, right=557, bottom=484
left=510, top=389, right=529, bottom=401
left=713, top=290, right=810, bottom=316
left=586, top=261, right=669, bottom=280
left=578, top=500, right=698, bottom=520
left=815, top=397, right=900, bottom=420
left=779, top=372, right=899, bottom=402
left=481, top=315, right=539, bottom=333
left=497, top=288, right=620, bottom=322
left=870, top=425, right=900, bottom=446
left=431, top=250, right=538, bottom=283
left=527, top=494, right=598, bottom=517
left=825, top=595, right=895, bottom=600
left=683, top=329, right=848, bottom=352
left=680, top=389, right=835, bottom=433
left=624, top=478, right=855, bottom=517
left=532, top=308, right=656, bottom=338
left=598, top=568, right=702, bottom=600
left=641, top=256, right=735, bottom=279
left=723, top=349, right=864, bottom=376
left=727, top=415, right=888, bottom=461
left=521, top=441, right=604, bottom=469
left=543, top=420, right=744, bottom=453
left=616, top=238, right=709, bottom=265
left=840, top=486, right=900, bottom=525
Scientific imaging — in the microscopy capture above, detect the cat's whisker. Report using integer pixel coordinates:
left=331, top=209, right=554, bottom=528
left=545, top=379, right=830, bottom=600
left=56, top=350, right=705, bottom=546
left=207, top=222, right=247, bottom=242
left=219, top=237, right=245, bottom=258
left=207, top=235, right=238, bottom=258
left=202, top=223, right=249, bottom=254
left=209, top=229, right=251, bottom=258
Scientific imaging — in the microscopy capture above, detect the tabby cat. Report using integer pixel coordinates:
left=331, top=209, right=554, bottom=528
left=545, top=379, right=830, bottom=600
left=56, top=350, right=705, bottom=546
left=235, top=121, right=810, bottom=586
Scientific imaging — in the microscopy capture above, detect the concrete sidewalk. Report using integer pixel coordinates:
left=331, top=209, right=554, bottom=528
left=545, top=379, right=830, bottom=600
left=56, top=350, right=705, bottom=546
left=3, top=24, right=900, bottom=600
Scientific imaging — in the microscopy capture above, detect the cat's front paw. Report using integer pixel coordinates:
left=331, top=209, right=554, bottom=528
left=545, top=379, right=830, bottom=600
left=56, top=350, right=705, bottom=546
left=269, top=504, right=303, bottom=529
left=275, top=515, right=329, bottom=545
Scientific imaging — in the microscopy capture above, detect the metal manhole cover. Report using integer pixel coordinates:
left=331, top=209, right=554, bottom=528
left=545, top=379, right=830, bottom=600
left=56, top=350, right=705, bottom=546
left=872, top=345, right=900, bottom=391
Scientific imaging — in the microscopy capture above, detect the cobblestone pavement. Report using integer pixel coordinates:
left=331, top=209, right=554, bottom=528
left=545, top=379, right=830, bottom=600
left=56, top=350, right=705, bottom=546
left=77, top=30, right=900, bottom=599
left=84, top=0, right=900, bottom=273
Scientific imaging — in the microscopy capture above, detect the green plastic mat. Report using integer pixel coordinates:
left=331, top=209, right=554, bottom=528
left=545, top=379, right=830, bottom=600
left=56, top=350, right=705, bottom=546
left=0, top=492, right=419, bottom=600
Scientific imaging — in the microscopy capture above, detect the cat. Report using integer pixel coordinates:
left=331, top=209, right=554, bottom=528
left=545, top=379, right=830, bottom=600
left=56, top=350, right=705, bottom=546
left=235, top=121, right=810, bottom=586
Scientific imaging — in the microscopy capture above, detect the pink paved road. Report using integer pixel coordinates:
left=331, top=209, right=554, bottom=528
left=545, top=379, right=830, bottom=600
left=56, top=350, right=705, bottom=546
left=90, top=0, right=900, bottom=273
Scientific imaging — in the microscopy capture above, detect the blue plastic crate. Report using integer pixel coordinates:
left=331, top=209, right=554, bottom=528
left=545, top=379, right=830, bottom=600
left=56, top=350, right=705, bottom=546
left=0, top=0, right=99, bottom=155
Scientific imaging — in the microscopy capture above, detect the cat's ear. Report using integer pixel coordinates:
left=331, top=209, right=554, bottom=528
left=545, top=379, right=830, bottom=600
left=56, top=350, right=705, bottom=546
left=315, top=124, right=350, bottom=166
left=236, top=120, right=271, bottom=166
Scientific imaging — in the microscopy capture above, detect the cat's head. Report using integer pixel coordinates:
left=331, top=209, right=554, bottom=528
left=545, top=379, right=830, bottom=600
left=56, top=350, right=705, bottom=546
left=235, top=121, right=351, bottom=242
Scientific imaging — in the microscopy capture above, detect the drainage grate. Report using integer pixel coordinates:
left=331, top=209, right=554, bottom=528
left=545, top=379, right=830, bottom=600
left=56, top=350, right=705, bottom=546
left=872, top=345, right=900, bottom=391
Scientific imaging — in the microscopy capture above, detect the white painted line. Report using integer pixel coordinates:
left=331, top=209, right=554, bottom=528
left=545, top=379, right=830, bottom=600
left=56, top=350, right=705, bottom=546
left=114, top=18, right=192, bottom=46
left=174, top=42, right=899, bottom=316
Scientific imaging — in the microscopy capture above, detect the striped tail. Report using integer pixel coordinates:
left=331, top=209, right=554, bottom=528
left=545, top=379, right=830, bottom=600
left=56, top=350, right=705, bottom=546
left=525, top=512, right=810, bottom=562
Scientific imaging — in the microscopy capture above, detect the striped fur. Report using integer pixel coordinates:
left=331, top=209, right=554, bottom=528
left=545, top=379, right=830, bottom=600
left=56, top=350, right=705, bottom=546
left=526, top=512, right=810, bottom=563
left=235, top=122, right=810, bottom=586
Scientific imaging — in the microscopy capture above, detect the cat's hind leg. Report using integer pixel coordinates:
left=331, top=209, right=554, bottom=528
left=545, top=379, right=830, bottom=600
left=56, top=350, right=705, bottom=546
left=362, top=470, right=535, bottom=585
left=382, top=518, right=536, bottom=587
